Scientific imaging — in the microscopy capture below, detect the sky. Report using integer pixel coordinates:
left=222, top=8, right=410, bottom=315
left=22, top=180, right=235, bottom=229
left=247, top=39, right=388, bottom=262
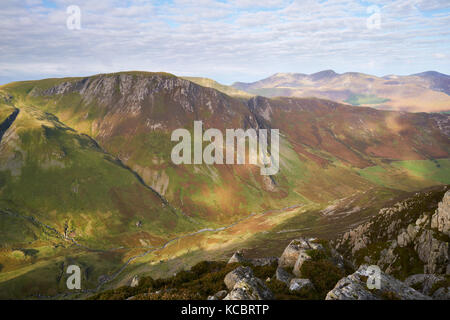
left=0, top=0, right=449, bottom=85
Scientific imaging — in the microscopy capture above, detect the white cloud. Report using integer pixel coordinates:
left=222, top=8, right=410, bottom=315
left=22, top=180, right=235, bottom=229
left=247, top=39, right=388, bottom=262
left=0, top=0, right=449, bottom=85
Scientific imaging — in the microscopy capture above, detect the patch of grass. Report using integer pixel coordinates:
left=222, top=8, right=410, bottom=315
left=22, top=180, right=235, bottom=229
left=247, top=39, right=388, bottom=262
left=345, top=94, right=390, bottom=106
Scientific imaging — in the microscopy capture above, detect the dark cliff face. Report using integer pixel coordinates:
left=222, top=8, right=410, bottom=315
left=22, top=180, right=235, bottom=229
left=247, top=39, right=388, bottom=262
left=0, top=108, right=19, bottom=143
left=32, top=73, right=259, bottom=137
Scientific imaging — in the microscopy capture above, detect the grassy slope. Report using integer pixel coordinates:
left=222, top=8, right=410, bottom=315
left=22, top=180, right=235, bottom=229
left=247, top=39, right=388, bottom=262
left=344, top=94, right=390, bottom=106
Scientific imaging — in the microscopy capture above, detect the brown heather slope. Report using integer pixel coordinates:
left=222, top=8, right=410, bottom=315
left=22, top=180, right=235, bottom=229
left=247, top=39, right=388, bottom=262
left=249, top=96, right=450, bottom=167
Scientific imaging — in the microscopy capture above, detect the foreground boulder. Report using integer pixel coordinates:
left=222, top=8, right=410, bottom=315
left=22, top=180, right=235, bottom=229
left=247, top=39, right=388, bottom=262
left=224, top=277, right=274, bottom=300
left=224, top=266, right=253, bottom=290
left=289, top=278, right=315, bottom=292
left=223, top=266, right=274, bottom=300
left=275, top=267, right=293, bottom=285
left=228, top=250, right=278, bottom=267
left=293, top=251, right=313, bottom=277
left=326, top=265, right=431, bottom=300
left=404, top=274, right=445, bottom=296
left=279, top=238, right=323, bottom=268
left=207, top=290, right=228, bottom=300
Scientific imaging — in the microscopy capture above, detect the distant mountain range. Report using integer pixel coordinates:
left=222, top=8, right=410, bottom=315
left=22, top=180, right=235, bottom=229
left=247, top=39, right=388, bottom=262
left=231, top=70, right=450, bottom=113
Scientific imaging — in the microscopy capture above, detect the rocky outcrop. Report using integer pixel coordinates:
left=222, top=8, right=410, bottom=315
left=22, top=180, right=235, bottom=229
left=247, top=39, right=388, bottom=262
left=289, top=278, right=315, bottom=292
left=404, top=274, right=444, bottom=296
left=414, top=229, right=449, bottom=274
left=274, top=267, right=293, bottom=285
left=224, top=277, right=274, bottom=300
left=431, top=191, right=450, bottom=236
left=228, top=251, right=247, bottom=264
left=130, top=275, right=139, bottom=288
left=292, top=251, right=313, bottom=277
left=207, top=290, right=227, bottom=300
left=227, top=251, right=278, bottom=267
left=278, top=238, right=323, bottom=268
left=223, top=266, right=273, bottom=300
left=251, top=257, right=278, bottom=267
left=334, top=187, right=450, bottom=277
left=432, top=287, right=450, bottom=300
left=224, top=266, right=253, bottom=290
left=326, top=265, right=431, bottom=300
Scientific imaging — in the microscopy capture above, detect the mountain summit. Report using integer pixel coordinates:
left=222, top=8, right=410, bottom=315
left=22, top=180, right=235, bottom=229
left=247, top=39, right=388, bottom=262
left=233, top=70, right=450, bottom=112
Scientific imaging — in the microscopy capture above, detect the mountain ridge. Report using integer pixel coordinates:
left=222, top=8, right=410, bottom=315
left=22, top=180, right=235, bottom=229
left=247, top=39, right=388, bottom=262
left=232, top=70, right=450, bottom=113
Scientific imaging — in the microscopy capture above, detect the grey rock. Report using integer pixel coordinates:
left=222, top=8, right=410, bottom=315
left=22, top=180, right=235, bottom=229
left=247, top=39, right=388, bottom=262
left=432, top=287, right=450, bottom=300
left=250, top=257, right=278, bottom=267
left=224, top=277, right=274, bottom=300
left=404, top=274, right=444, bottom=295
left=326, top=265, right=431, bottom=300
left=397, top=224, right=419, bottom=247
left=224, top=266, right=254, bottom=290
left=292, top=251, right=312, bottom=277
left=431, top=190, right=450, bottom=236
left=215, top=290, right=228, bottom=300
left=228, top=251, right=248, bottom=264
left=279, top=238, right=322, bottom=268
left=130, top=275, right=139, bottom=288
left=289, top=278, right=315, bottom=292
left=275, top=267, right=293, bottom=285
left=415, top=229, right=449, bottom=274
left=208, top=290, right=228, bottom=300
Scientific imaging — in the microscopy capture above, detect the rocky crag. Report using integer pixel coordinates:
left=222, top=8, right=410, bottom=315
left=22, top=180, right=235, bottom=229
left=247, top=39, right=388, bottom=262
left=93, top=186, right=449, bottom=300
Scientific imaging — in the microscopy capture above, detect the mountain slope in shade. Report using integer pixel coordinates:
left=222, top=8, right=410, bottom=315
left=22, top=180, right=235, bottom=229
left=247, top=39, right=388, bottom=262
left=233, top=70, right=450, bottom=113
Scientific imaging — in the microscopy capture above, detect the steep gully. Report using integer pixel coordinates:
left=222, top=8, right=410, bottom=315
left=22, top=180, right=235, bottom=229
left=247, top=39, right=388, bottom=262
left=0, top=108, right=19, bottom=145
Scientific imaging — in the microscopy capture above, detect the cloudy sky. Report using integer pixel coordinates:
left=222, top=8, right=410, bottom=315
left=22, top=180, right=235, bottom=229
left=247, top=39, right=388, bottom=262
left=1, top=0, right=449, bottom=85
